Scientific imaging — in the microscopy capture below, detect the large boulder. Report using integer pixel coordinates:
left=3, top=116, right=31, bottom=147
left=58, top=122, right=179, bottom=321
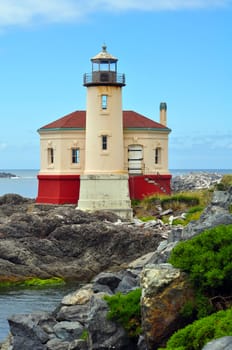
left=8, top=312, right=52, bottom=350
left=140, top=263, right=195, bottom=350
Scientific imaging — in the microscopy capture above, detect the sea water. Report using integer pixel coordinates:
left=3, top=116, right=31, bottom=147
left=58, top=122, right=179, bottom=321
left=0, top=168, right=232, bottom=341
left=0, top=169, right=39, bottom=198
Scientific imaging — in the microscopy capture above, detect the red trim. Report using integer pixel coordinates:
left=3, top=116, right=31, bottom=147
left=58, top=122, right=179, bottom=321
left=36, top=175, right=80, bottom=204
left=36, top=174, right=171, bottom=204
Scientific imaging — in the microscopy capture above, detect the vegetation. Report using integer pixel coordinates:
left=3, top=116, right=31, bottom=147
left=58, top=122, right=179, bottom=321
left=104, top=288, right=142, bottom=338
left=80, top=329, right=88, bottom=341
left=0, top=277, right=65, bottom=289
left=169, top=225, right=232, bottom=296
left=216, top=174, right=232, bottom=191
left=168, top=224, right=232, bottom=320
left=159, top=307, right=232, bottom=350
left=172, top=205, right=204, bottom=226
left=132, top=190, right=212, bottom=226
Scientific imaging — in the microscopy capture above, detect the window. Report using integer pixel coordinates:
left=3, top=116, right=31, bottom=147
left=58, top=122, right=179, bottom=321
left=72, top=148, right=80, bottom=164
left=102, top=135, right=107, bottom=150
left=101, top=95, right=108, bottom=109
left=155, top=147, right=161, bottom=164
left=48, top=148, right=54, bottom=164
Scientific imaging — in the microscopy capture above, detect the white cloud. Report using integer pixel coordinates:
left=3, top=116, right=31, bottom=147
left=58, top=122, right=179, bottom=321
left=0, top=0, right=230, bottom=28
left=0, top=0, right=82, bottom=27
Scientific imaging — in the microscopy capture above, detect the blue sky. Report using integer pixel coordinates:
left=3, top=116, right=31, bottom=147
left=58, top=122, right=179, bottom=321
left=0, top=0, right=231, bottom=170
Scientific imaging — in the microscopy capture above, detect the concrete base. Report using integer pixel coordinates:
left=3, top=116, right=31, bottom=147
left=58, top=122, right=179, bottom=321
left=77, top=174, right=133, bottom=220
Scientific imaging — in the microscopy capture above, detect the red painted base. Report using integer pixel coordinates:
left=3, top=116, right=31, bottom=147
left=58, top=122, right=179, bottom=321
left=128, top=174, right=172, bottom=200
left=36, top=175, right=80, bottom=204
left=36, top=174, right=171, bottom=204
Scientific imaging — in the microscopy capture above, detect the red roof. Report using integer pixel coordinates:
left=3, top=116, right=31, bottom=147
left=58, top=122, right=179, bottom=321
left=39, top=110, right=168, bottom=130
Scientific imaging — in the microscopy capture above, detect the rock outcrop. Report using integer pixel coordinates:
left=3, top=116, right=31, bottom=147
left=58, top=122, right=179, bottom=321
left=0, top=197, right=165, bottom=283
left=181, top=187, right=232, bottom=240
left=171, top=172, right=222, bottom=192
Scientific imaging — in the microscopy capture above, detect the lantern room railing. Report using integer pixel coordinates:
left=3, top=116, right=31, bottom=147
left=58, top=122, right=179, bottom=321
left=83, top=71, right=126, bottom=86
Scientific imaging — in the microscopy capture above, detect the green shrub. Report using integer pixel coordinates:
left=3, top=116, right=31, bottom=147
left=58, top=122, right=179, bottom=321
left=169, top=225, right=232, bottom=296
left=161, top=194, right=200, bottom=210
left=180, top=292, right=213, bottom=320
left=159, top=308, right=232, bottom=350
left=104, top=288, right=142, bottom=338
left=131, top=199, right=141, bottom=207
left=186, top=206, right=204, bottom=214
left=80, top=330, right=88, bottom=341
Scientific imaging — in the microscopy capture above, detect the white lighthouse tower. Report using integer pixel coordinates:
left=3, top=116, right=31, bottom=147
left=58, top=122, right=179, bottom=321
left=77, top=45, right=132, bottom=219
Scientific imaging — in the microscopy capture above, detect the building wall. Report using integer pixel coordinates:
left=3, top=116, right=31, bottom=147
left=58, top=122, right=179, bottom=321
left=38, top=130, right=85, bottom=175
left=38, top=128, right=169, bottom=176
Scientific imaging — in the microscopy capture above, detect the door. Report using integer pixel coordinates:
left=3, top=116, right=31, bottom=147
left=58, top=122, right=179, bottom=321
left=128, top=145, right=143, bottom=175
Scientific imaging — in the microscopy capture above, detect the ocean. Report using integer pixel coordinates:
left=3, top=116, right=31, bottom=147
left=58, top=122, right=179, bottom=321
left=0, top=169, right=231, bottom=199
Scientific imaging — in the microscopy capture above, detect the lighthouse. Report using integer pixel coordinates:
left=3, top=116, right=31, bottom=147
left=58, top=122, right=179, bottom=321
left=36, top=46, right=172, bottom=208
left=77, top=45, right=133, bottom=219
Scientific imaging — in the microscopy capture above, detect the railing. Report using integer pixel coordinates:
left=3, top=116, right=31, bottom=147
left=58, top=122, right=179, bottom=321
left=83, top=72, right=126, bottom=86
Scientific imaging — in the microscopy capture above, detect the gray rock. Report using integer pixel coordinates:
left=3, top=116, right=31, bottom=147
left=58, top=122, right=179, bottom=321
left=53, top=321, right=84, bottom=341
left=202, top=336, right=232, bottom=350
left=46, top=337, right=70, bottom=350
left=56, top=303, right=91, bottom=323
left=115, top=270, right=139, bottom=293
left=92, top=282, right=113, bottom=295
left=92, top=272, right=122, bottom=292
left=181, top=189, right=232, bottom=240
left=87, top=293, right=135, bottom=350
left=8, top=312, right=51, bottom=350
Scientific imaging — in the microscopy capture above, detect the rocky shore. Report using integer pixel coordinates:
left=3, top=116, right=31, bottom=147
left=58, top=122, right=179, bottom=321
left=0, top=172, right=16, bottom=178
left=171, top=171, right=222, bottom=192
left=0, top=172, right=232, bottom=350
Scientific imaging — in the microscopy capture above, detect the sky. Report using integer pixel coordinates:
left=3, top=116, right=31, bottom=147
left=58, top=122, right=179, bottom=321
left=0, top=0, right=231, bottom=170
